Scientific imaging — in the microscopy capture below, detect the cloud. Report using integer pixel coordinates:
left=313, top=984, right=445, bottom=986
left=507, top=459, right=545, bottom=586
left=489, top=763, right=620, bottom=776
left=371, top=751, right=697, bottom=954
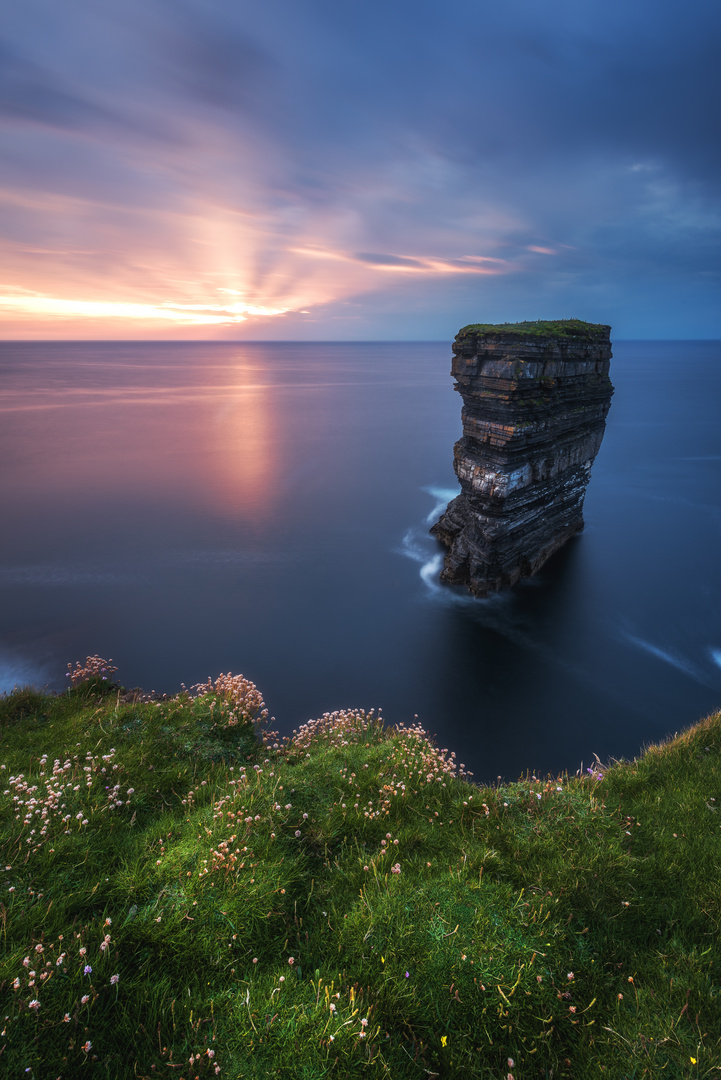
left=0, top=0, right=720, bottom=338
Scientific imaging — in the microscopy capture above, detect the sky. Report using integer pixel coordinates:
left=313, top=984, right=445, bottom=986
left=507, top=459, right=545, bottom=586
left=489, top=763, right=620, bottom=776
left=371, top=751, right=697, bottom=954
left=1, top=0, right=720, bottom=340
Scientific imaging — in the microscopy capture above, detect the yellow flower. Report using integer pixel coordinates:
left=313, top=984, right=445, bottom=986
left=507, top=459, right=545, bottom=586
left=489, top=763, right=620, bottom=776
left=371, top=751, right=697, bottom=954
left=441, top=1036, right=448, bottom=1047
left=690, top=1058, right=697, bottom=1065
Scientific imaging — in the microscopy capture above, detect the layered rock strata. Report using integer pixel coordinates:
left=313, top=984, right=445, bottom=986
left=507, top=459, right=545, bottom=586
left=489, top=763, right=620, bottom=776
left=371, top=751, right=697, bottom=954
left=431, top=320, right=613, bottom=597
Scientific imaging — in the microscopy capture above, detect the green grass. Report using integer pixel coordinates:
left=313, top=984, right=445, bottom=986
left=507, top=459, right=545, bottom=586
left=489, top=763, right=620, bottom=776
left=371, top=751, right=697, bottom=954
left=455, top=320, right=611, bottom=342
left=1, top=672, right=720, bottom=1079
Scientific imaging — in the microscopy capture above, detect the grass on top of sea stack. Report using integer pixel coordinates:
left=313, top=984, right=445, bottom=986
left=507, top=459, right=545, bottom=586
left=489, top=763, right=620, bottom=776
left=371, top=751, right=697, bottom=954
left=1, top=661, right=720, bottom=1079
left=455, top=319, right=610, bottom=342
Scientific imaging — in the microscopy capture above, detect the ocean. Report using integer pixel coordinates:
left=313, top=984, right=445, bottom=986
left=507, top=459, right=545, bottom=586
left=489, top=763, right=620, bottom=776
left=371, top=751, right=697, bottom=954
left=1, top=339, right=720, bottom=782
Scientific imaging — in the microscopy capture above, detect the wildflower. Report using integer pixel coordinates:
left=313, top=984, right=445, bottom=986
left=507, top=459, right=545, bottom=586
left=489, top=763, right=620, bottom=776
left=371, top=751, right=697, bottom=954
left=84, top=965, right=92, bottom=975
left=279, top=976, right=285, bottom=983
left=295, top=830, right=301, bottom=837
left=329, top=1003, right=336, bottom=1013
left=508, top=1060, right=515, bottom=1069
left=110, top=974, right=119, bottom=985
left=34, top=944, right=43, bottom=954
left=391, top=863, right=401, bottom=874
left=569, top=1005, right=577, bottom=1013
left=81, top=994, right=90, bottom=1004
left=253, top=958, right=258, bottom=964
left=29, top=999, right=40, bottom=1010
left=63, top=1013, right=71, bottom=1022
left=405, top=971, right=410, bottom=978
left=288, top=957, right=294, bottom=965
left=567, top=972, right=574, bottom=980
left=79, top=947, right=87, bottom=957
left=441, top=1035, right=447, bottom=1047
left=82, top=1040, right=92, bottom=1052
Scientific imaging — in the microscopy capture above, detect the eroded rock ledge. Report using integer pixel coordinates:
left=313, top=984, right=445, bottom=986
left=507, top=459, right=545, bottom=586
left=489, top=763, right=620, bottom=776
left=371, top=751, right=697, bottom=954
left=431, top=319, right=613, bottom=597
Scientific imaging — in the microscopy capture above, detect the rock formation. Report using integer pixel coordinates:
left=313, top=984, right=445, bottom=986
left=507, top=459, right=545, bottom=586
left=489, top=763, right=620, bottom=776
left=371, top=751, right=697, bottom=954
left=431, top=320, right=613, bottom=597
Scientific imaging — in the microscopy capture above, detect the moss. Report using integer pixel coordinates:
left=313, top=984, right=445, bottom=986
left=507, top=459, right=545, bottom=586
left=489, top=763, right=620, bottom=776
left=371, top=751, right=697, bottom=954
left=456, top=318, right=611, bottom=342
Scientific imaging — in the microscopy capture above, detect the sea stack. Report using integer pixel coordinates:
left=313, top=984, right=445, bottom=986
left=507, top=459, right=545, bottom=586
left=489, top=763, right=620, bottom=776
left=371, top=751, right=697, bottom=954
left=431, top=319, right=613, bottom=597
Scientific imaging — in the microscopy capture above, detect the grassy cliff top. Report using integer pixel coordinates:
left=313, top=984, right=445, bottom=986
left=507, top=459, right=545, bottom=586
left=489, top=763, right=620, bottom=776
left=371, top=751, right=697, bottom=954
left=1, top=661, right=719, bottom=1078
left=456, top=318, right=611, bottom=342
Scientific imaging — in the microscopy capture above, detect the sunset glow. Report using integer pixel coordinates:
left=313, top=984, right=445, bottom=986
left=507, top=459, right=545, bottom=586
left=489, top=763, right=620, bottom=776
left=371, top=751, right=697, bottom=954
left=0, top=0, right=719, bottom=338
left=0, top=294, right=289, bottom=325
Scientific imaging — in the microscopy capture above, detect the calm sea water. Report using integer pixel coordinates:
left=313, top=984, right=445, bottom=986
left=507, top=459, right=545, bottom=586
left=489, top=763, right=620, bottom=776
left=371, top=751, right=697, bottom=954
left=1, top=340, right=720, bottom=781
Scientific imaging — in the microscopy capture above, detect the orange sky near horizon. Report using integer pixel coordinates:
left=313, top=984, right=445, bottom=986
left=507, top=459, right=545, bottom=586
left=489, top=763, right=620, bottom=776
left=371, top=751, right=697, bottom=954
left=0, top=189, right=514, bottom=340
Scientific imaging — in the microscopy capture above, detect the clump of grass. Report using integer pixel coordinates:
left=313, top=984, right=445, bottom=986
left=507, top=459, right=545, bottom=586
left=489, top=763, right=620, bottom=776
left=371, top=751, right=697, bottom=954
left=455, top=319, right=611, bottom=342
left=1, top=659, right=720, bottom=1078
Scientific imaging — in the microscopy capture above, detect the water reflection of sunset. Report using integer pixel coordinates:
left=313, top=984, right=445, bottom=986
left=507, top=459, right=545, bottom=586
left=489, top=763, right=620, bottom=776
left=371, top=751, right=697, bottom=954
left=209, top=362, right=278, bottom=522
left=0, top=344, right=282, bottom=528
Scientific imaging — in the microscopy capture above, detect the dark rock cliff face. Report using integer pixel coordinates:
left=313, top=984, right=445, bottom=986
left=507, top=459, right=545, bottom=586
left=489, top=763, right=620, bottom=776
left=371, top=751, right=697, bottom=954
left=431, top=320, right=613, bottom=597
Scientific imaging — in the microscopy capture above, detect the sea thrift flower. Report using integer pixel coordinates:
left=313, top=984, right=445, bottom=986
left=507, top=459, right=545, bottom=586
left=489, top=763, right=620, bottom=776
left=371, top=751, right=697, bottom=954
left=110, top=974, right=119, bottom=985
left=29, top=999, right=40, bottom=1010
left=84, top=965, right=92, bottom=975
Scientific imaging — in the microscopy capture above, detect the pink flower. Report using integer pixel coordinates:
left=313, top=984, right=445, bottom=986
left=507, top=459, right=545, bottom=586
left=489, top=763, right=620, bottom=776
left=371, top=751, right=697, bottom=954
left=110, top=974, right=119, bottom=985
left=29, top=999, right=40, bottom=1010
left=82, top=1040, right=92, bottom=1052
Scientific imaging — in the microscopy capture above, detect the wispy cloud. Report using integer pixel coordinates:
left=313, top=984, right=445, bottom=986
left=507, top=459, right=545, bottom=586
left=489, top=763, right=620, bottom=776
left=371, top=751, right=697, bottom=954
left=1, top=0, right=720, bottom=338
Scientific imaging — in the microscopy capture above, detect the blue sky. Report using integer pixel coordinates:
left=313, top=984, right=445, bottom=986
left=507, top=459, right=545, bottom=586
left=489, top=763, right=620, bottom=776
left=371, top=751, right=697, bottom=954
left=1, top=0, right=720, bottom=338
